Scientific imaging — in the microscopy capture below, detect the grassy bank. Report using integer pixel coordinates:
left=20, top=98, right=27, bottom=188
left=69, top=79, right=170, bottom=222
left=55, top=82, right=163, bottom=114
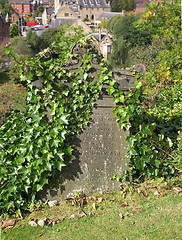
left=1, top=180, right=182, bottom=240
left=0, top=72, right=27, bottom=125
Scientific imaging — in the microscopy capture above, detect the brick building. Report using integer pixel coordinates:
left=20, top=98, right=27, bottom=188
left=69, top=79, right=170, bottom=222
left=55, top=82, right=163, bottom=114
left=9, top=0, right=34, bottom=17
left=0, top=15, right=10, bottom=47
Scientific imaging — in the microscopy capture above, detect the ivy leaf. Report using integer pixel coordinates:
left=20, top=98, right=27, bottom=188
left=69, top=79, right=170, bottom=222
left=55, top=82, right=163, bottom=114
left=60, top=115, right=69, bottom=124
left=167, top=137, right=173, bottom=147
left=55, top=161, right=66, bottom=171
left=134, top=81, right=142, bottom=89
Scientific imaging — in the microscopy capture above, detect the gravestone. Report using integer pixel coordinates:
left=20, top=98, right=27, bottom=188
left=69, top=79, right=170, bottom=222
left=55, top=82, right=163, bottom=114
left=37, top=42, right=145, bottom=200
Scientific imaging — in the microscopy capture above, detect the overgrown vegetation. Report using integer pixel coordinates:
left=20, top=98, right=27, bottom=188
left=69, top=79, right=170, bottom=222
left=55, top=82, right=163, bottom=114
left=111, top=0, right=182, bottom=181
left=107, top=14, right=152, bottom=67
left=0, top=0, right=181, bottom=217
left=0, top=26, right=105, bottom=215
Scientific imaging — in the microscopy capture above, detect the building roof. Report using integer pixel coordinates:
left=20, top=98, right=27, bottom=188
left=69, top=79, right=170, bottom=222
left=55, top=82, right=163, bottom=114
left=96, top=12, right=124, bottom=21
left=51, top=17, right=78, bottom=28
left=88, top=32, right=113, bottom=42
left=80, top=0, right=110, bottom=8
left=59, top=0, right=110, bottom=8
left=9, top=0, right=31, bottom=3
left=46, top=7, right=54, bottom=15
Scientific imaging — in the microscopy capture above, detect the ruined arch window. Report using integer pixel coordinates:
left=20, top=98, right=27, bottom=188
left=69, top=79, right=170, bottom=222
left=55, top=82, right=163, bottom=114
left=91, top=15, right=94, bottom=20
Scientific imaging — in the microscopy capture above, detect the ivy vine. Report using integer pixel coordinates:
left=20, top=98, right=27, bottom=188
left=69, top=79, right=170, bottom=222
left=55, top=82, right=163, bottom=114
left=0, top=22, right=181, bottom=216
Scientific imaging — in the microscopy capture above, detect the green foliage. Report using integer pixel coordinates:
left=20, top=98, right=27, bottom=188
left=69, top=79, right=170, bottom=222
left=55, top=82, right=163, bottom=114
left=0, top=27, right=104, bottom=215
left=25, top=30, right=41, bottom=55
left=0, top=4, right=181, bottom=216
left=108, top=36, right=129, bottom=67
left=99, top=18, right=108, bottom=29
left=0, top=0, right=13, bottom=18
left=108, top=15, right=152, bottom=67
left=110, top=0, right=136, bottom=12
left=108, top=15, right=152, bottom=48
left=10, top=23, right=19, bottom=38
left=39, top=28, right=58, bottom=50
left=37, top=5, right=44, bottom=14
left=10, top=36, right=31, bottom=56
left=112, top=0, right=182, bottom=181
left=8, top=36, right=31, bottom=82
left=128, top=38, right=163, bottom=69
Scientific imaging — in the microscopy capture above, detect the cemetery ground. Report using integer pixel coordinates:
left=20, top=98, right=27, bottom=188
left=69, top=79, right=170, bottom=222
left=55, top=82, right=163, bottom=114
left=1, top=178, right=182, bottom=240
left=0, top=72, right=27, bottom=125
left=0, top=73, right=182, bottom=239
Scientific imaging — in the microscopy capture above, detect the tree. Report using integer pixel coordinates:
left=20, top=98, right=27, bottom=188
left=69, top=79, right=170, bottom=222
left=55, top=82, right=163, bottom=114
left=10, top=23, right=19, bottom=38
left=99, top=18, right=108, bottom=29
left=108, top=15, right=152, bottom=47
left=26, top=29, right=41, bottom=55
left=108, top=36, right=129, bottom=67
left=37, top=5, right=45, bottom=14
left=110, top=0, right=136, bottom=12
left=9, top=36, right=31, bottom=82
left=0, top=0, right=13, bottom=18
left=108, top=14, right=152, bottom=67
left=39, top=28, right=58, bottom=50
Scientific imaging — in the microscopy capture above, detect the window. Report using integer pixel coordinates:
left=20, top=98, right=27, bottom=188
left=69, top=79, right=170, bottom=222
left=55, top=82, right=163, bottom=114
left=95, top=0, right=100, bottom=5
left=65, top=13, right=69, bottom=16
left=91, top=14, right=94, bottom=20
left=89, top=0, right=94, bottom=5
left=83, top=0, right=88, bottom=5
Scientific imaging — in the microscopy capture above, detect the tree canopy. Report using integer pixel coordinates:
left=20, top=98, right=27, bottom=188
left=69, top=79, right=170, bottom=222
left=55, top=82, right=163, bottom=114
left=110, top=0, right=136, bottom=12
left=0, top=0, right=13, bottom=18
left=108, top=14, right=152, bottom=67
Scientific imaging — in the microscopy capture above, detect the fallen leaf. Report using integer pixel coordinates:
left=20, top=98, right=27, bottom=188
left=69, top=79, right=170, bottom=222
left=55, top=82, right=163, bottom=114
left=20, top=223, right=25, bottom=228
left=28, top=221, right=37, bottom=227
left=48, top=200, right=58, bottom=207
left=37, top=219, right=45, bottom=227
left=78, top=213, right=85, bottom=218
left=79, top=198, right=84, bottom=208
left=92, top=202, right=96, bottom=210
left=122, top=192, right=126, bottom=198
left=69, top=214, right=75, bottom=220
left=136, top=210, right=140, bottom=214
left=137, top=187, right=141, bottom=194
left=2, top=218, right=16, bottom=228
left=110, top=197, right=116, bottom=202
left=142, top=189, right=148, bottom=197
left=160, top=192, right=165, bottom=196
left=92, top=195, right=97, bottom=201
left=97, top=197, right=103, bottom=203
left=119, top=213, right=124, bottom=219
left=154, top=191, right=160, bottom=196
left=65, top=197, right=74, bottom=202
left=172, top=186, right=182, bottom=194
left=36, top=233, right=43, bottom=237
left=121, top=201, right=128, bottom=206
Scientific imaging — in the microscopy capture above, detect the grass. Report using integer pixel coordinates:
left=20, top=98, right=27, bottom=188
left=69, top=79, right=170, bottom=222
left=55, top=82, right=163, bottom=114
left=0, top=72, right=9, bottom=85
left=1, top=181, right=182, bottom=240
left=0, top=72, right=27, bottom=125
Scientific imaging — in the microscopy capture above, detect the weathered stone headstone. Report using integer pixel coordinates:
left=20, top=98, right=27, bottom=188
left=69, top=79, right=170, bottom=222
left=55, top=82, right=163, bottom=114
left=37, top=42, right=145, bottom=200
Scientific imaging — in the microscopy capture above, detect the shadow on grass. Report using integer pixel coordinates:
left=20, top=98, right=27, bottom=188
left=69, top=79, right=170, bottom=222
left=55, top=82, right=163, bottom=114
left=0, top=72, right=10, bottom=85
